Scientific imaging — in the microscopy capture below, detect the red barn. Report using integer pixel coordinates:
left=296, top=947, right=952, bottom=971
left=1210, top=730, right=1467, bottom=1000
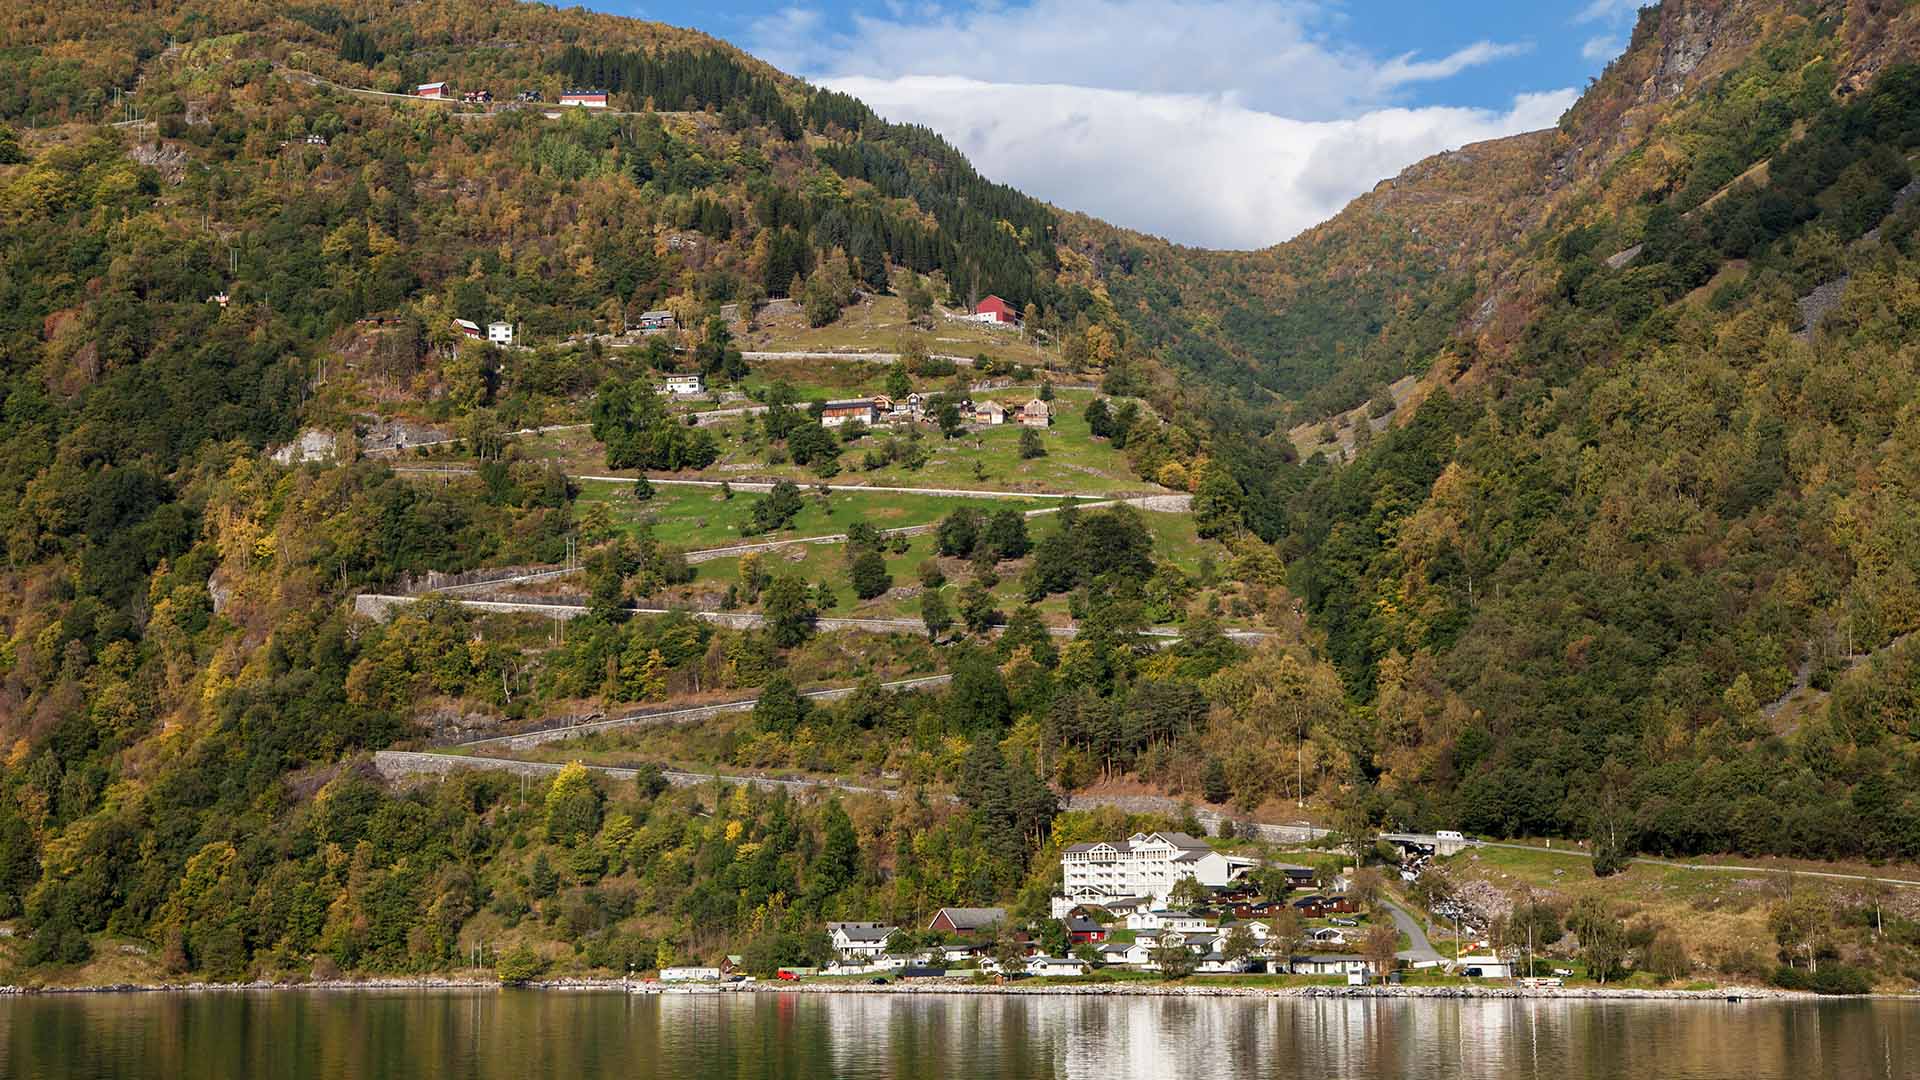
left=974, top=295, right=1020, bottom=324
left=415, top=82, right=448, bottom=99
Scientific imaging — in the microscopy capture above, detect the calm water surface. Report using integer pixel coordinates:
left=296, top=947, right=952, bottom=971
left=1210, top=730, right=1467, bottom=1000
left=1, top=990, right=1915, bottom=1079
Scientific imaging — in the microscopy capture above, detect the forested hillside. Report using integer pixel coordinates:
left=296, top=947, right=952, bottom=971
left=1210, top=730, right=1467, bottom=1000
left=6, top=0, right=1920, bottom=991
left=1272, top=1, right=1920, bottom=865
left=0, top=0, right=1260, bottom=985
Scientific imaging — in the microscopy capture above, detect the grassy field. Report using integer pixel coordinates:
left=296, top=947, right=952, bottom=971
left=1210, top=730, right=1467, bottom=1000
left=742, top=293, right=1055, bottom=368
left=578, top=478, right=1053, bottom=551
left=735, top=357, right=896, bottom=402
left=670, top=504, right=1233, bottom=630
left=488, top=391, right=1155, bottom=496
left=714, top=392, right=1157, bottom=495
left=1438, top=843, right=1795, bottom=976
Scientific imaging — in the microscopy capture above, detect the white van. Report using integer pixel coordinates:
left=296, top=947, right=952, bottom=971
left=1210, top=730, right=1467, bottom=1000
left=1435, top=830, right=1465, bottom=842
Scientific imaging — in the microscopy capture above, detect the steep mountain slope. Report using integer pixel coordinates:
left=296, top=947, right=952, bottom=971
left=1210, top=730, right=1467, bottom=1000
left=1270, top=0, right=1920, bottom=871
left=1075, top=0, right=1920, bottom=424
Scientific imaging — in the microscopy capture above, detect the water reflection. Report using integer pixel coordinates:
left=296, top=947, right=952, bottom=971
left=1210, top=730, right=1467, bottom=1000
left=0, top=990, right=1913, bottom=1079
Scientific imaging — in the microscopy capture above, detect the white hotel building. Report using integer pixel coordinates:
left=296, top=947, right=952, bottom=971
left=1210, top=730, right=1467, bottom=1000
left=1057, top=832, right=1258, bottom=912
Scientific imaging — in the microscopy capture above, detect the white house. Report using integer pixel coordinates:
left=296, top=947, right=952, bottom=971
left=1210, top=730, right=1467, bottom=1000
left=661, top=373, right=705, bottom=397
left=1103, top=939, right=1163, bottom=968
left=1195, top=952, right=1252, bottom=975
left=1026, top=955, right=1090, bottom=978
left=1124, top=909, right=1213, bottom=934
left=938, top=943, right=984, bottom=965
left=660, top=966, right=723, bottom=982
left=827, top=922, right=897, bottom=961
left=1287, top=954, right=1372, bottom=977
left=487, top=321, right=515, bottom=346
left=1221, top=919, right=1272, bottom=943
left=1061, top=831, right=1259, bottom=906
left=1456, top=955, right=1513, bottom=979
left=973, top=399, right=1006, bottom=426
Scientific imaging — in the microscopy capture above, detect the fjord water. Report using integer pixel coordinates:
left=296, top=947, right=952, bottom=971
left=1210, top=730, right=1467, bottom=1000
left=1, top=991, right=1913, bottom=1079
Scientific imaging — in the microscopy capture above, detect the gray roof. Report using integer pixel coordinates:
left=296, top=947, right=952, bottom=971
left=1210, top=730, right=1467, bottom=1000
left=828, top=922, right=897, bottom=943
left=931, top=907, right=1005, bottom=932
left=1065, top=832, right=1214, bottom=856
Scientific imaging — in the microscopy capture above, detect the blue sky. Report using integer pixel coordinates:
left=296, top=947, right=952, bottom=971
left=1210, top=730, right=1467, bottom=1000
left=587, top=0, right=1643, bottom=248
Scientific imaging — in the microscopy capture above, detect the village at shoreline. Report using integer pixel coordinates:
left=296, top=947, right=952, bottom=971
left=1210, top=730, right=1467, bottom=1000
left=0, top=975, right=1869, bottom=1003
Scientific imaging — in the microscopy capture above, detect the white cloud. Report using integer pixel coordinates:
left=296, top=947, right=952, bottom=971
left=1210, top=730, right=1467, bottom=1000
left=754, top=0, right=1527, bottom=119
left=745, top=0, right=1565, bottom=248
left=1376, top=41, right=1533, bottom=90
left=1581, top=34, right=1623, bottom=63
left=1575, top=0, right=1638, bottom=22
left=823, top=75, right=1577, bottom=249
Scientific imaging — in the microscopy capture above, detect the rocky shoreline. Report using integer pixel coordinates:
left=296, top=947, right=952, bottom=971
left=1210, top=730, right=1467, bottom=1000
left=629, top=981, right=1841, bottom=1002
left=0, top=977, right=1888, bottom=1002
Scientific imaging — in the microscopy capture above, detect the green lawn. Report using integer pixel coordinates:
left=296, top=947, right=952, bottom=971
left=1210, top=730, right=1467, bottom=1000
left=690, top=392, right=1154, bottom=495
left=579, top=479, right=1053, bottom=552
left=741, top=293, right=1055, bottom=368
left=469, top=391, right=1157, bottom=497
left=676, top=504, right=1233, bottom=630
left=736, top=357, right=895, bottom=403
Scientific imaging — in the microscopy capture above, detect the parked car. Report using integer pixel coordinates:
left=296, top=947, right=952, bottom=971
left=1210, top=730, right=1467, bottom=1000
left=1329, top=917, right=1359, bottom=927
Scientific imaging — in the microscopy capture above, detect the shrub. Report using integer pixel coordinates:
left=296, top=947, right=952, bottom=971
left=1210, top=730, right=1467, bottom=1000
left=1770, top=965, right=1873, bottom=995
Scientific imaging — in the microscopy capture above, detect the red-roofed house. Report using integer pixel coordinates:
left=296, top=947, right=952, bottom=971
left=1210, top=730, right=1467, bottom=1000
left=559, top=90, right=609, bottom=109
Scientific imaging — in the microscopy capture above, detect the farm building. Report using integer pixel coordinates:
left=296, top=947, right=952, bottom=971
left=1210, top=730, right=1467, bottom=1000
left=560, top=89, right=609, bottom=108
left=821, top=400, right=878, bottom=428
left=928, top=907, right=1005, bottom=936
left=974, top=295, right=1020, bottom=324
left=415, top=82, right=448, bottom=99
